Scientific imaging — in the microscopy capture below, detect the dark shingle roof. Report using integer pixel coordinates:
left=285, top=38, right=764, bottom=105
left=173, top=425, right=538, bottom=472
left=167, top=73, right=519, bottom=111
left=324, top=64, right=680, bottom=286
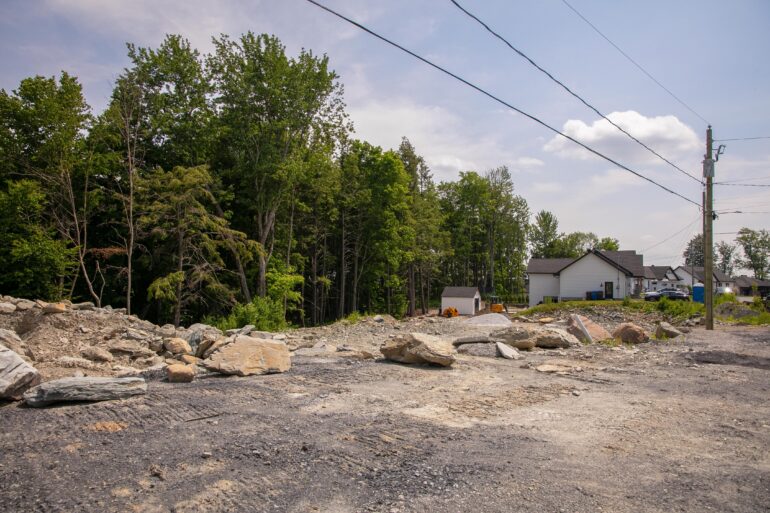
left=733, top=275, right=770, bottom=288
left=681, top=266, right=732, bottom=283
left=527, top=258, right=575, bottom=274
left=644, top=265, right=673, bottom=280
left=599, top=250, right=644, bottom=277
left=441, top=286, right=479, bottom=298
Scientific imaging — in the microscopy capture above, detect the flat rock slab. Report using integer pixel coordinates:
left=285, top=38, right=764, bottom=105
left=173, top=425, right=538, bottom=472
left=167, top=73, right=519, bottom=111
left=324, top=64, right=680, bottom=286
left=456, top=343, right=497, bottom=357
left=22, top=377, right=147, bottom=407
left=0, top=344, right=41, bottom=400
left=496, top=342, right=523, bottom=360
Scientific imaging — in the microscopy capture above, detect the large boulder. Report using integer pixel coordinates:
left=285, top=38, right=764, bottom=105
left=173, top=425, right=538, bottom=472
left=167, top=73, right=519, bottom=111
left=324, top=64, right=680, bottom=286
left=612, top=323, right=650, bottom=344
left=42, top=302, right=67, bottom=314
left=490, top=325, right=580, bottom=350
left=22, top=377, right=147, bottom=407
left=380, top=333, right=456, bottom=367
left=0, top=344, right=41, bottom=400
left=655, top=322, right=684, bottom=339
left=566, top=314, right=612, bottom=343
left=203, top=336, right=291, bottom=376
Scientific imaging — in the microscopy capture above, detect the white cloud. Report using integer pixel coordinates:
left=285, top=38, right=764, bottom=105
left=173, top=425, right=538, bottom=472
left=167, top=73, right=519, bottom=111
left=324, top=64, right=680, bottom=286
left=543, top=110, right=701, bottom=166
left=348, top=98, right=537, bottom=182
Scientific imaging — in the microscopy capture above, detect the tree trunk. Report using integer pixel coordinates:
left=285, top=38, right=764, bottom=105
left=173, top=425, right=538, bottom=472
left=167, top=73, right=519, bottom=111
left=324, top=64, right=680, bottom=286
left=407, top=262, right=416, bottom=317
left=338, top=211, right=346, bottom=319
left=209, top=188, right=251, bottom=302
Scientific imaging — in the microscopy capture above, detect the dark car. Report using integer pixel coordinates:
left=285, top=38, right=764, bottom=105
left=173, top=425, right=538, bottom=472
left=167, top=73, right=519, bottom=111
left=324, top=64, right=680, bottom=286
left=644, top=288, right=690, bottom=301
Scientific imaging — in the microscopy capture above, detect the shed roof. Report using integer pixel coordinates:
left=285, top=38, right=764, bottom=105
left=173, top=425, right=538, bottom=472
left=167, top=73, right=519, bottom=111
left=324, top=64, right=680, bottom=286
left=441, top=286, right=479, bottom=298
left=599, top=250, right=644, bottom=277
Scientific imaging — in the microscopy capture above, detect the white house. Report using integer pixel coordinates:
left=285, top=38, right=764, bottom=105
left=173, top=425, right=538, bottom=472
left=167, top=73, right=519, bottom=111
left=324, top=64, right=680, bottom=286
left=441, top=286, right=481, bottom=315
left=642, top=265, right=683, bottom=291
left=673, top=266, right=734, bottom=290
left=527, top=250, right=645, bottom=307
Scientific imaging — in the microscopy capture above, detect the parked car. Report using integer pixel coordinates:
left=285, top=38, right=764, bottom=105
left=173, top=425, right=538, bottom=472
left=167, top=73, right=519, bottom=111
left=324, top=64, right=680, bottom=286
left=644, top=288, right=690, bottom=301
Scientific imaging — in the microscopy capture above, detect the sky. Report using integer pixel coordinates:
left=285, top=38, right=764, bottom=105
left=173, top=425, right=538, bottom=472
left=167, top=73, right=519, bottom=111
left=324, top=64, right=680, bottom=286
left=1, top=0, right=769, bottom=269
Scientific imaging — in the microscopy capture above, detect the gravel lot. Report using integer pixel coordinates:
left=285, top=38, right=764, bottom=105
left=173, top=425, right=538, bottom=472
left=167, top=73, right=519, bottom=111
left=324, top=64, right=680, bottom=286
left=1, top=324, right=769, bottom=512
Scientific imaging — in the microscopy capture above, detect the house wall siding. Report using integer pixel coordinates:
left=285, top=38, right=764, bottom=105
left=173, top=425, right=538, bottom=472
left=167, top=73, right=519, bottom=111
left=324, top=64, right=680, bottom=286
left=528, top=274, right=560, bottom=307
left=441, top=294, right=479, bottom=315
left=560, top=254, right=628, bottom=300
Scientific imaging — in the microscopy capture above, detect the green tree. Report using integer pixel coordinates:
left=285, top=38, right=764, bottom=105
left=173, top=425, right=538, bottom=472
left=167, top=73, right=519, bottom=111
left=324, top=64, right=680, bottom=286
left=208, top=32, right=348, bottom=299
left=683, top=233, right=706, bottom=267
left=139, top=165, right=256, bottom=326
left=529, top=210, right=560, bottom=258
left=735, top=228, right=770, bottom=279
left=716, top=240, right=738, bottom=277
left=0, top=180, right=76, bottom=299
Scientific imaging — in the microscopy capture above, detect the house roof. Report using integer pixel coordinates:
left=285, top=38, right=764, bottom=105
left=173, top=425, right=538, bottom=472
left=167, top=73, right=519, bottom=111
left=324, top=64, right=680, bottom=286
left=441, top=286, right=479, bottom=298
left=733, top=275, right=770, bottom=288
left=527, top=258, right=575, bottom=274
left=599, top=250, right=645, bottom=277
left=677, top=266, right=732, bottom=283
left=644, top=265, right=674, bottom=280
left=556, top=250, right=644, bottom=277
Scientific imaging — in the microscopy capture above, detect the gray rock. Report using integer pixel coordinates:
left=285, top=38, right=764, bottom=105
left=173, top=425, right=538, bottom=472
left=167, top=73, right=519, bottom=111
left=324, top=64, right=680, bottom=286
left=0, top=329, right=33, bottom=359
left=655, top=322, right=684, bottom=339
left=380, top=333, right=455, bottom=367
left=452, top=335, right=491, bottom=346
left=373, top=315, right=385, bottom=323
left=107, top=340, right=156, bottom=358
left=490, top=325, right=579, bottom=350
left=0, top=343, right=41, bottom=400
left=456, top=343, right=497, bottom=357
left=71, top=302, right=95, bottom=311
left=23, top=377, right=147, bottom=407
left=496, top=342, right=523, bottom=360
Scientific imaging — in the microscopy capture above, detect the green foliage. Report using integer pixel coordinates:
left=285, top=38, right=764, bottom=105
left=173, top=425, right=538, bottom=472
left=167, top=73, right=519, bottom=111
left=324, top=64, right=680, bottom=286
left=147, top=271, right=185, bottom=303
left=736, top=228, right=770, bottom=279
left=653, top=297, right=703, bottom=320
left=0, top=180, right=76, bottom=299
left=204, top=297, right=288, bottom=332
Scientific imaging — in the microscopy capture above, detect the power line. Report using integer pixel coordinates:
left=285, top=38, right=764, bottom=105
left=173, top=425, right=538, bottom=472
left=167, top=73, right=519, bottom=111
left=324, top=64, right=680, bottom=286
left=714, top=182, right=770, bottom=187
left=304, top=0, right=702, bottom=209
left=641, top=216, right=701, bottom=253
left=449, top=0, right=702, bottom=185
left=714, top=136, right=770, bottom=142
left=559, top=0, right=710, bottom=127
left=717, top=210, right=770, bottom=215
left=715, top=175, right=770, bottom=184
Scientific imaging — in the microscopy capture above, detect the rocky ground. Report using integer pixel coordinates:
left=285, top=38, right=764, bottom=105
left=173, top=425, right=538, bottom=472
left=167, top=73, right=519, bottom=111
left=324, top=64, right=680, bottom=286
left=1, top=297, right=769, bottom=512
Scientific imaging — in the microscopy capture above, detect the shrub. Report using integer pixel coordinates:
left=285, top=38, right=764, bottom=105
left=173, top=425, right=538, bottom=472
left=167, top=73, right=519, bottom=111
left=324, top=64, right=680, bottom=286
left=204, top=297, right=288, bottom=332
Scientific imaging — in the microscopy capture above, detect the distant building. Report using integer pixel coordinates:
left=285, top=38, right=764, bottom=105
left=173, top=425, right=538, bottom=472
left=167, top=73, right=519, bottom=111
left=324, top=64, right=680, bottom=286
left=673, top=266, right=734, bottom=290
left=642, top=265, right=682, bottom=292
left=733, top=275, right=770, bottom=297
left=440, top=287, right=481, bottom=315
left=526, top=250, right=645, bottom=307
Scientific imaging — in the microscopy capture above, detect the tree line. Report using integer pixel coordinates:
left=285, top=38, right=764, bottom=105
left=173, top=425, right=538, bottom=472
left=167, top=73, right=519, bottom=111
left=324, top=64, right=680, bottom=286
left=1, top=33, right=620, bottom=328
left=683, top=230, right=770, bottom=280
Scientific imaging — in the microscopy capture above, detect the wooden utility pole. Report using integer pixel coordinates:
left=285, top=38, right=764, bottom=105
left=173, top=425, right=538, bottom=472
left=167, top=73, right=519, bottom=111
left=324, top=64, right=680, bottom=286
left=703, top=126, right=715, bottom=330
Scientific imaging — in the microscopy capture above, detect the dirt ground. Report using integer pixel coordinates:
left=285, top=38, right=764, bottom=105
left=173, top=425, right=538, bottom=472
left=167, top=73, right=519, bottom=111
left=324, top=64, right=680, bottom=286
left=1, top=323, right=769, bottom=512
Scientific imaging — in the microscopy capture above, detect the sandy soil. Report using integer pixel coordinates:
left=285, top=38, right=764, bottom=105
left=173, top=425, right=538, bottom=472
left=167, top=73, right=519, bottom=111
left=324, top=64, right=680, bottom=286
left=1, top=324, right=769, bottom=512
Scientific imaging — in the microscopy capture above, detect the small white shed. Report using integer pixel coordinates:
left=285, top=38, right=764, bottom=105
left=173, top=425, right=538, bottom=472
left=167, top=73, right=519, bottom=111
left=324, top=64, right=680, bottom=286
left=441, top=286, right=481, bottom=315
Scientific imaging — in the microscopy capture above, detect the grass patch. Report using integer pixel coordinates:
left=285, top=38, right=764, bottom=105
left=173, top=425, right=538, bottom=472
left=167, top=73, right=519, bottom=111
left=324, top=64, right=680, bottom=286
left=340, top=311, right=368, bottom=325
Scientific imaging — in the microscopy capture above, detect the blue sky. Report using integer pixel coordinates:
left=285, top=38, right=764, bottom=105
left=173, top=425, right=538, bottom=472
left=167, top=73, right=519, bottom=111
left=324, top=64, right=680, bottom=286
left=2, top=0, right=769, bottom=268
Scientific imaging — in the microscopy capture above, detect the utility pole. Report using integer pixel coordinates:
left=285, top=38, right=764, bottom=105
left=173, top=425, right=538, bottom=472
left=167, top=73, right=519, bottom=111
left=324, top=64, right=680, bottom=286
left=703, top=126, right=715, bottom=330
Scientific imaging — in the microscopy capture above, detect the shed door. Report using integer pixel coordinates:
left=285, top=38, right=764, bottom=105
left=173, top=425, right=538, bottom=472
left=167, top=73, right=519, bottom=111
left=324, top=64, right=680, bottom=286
left=604, top=281, right=613, bottom=299
left=474, top=297, right=480, bottom=312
